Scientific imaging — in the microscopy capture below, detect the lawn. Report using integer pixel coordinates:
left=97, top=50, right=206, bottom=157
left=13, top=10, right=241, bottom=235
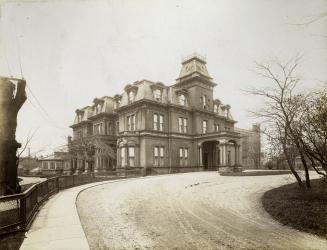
left=262, top=178, right=327, bottom=239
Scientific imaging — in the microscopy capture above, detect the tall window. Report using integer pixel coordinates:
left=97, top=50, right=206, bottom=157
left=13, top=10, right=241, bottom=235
left=153, top=113, right=158, bottom=130
left=132, top=115, right=136, bottom=131
left=214, top=104, right=218, bottom=113
left=128, top=91, right=135, bottom=104
left=178, top=94, right=186, bottom=106
left=159, top=114, right=164, bottom=131
left=178, top=117, right=183, bottom=133
left=215, top=124, right=220, bottom=132
left=127, top=116, right=132, bottom=131
left=94, top=123, right=103, bottom=135
left=121, top=148, right=126, bottom=167
left=200, top=95, right=207, bottom=108
left=106, top=122, right=113, bottom=135
left=154, top=146, right=164, bottom=166
left=116, top=121, right=119, bottom=135
left=154, top=89, right=162, bottom=101
left=183, top=118, right=188, bottom=133
left=178, top=117, right=188, bottom=133
left=154, top=146, right=159, bottom=166
left=227, top=150, right=231, bottom=165
left=129, top=147, right=135, bottom=167
left=202, top=120, right=207, bottom=134
left=127, top=115, right=135, bottom=131
left=184, top=148, right=188, bottom=166
left=179, top=148, right=189, bottom=166
left=153, top=114, right=164, bottom=131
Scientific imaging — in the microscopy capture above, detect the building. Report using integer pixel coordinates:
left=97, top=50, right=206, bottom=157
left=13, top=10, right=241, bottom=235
left=38, top=152, right=72, bottom=176
left=235, top=124, right=262, bottom=169
left=69, top=54, right=243, bottom=174
left=18, top=156, right=39, bottom=175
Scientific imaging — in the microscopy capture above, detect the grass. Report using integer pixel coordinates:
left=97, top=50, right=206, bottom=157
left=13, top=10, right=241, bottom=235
left=262, top=178, right=327, bottom=238
left=220, top=170, right=291, bottom=176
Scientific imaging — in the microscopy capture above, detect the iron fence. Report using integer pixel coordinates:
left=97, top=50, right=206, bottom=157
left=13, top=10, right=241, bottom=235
left=0, top=170, right=142, bottom=236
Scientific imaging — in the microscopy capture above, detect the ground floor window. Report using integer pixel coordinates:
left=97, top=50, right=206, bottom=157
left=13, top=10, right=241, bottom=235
left=154, top=146, right=164, bottom=166
left=129, top=147, right=135, bottom=167
left=227, top=150, right=231, bottom=165
left=121, top=147, right=126, bottom=167
left=179, top=148, right=189, bottom=166
left=121, top=146, right=136, bottom=167
left=42, top=162, right=48, bottom=169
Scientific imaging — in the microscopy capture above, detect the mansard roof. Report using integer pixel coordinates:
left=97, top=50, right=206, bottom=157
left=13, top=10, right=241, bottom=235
left=71, top=53, right=236, bottom=126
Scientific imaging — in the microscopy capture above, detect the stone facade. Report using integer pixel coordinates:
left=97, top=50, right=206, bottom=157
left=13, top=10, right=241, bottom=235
left=235, top=124, right=261, bottom=169
left=69, top=54, right=243, bottom=174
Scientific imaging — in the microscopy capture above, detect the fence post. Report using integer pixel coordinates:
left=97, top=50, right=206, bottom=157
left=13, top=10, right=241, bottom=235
left=56, top=177, right=59, bottom=192
left=20, top=196, right=27, bottom=230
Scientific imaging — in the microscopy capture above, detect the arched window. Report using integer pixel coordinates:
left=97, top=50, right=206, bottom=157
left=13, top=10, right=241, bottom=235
left=178, top=94, right=186, bottom=106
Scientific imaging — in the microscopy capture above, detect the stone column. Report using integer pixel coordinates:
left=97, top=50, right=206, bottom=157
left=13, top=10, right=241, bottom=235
left=76, top=154, right=83, bottom=174
left=215, top=144, right=220, bottom=166
left=94, top=155, right=99, bottom=172
left=237, top=144, right=241, bottom=165
left=234, top=144, right=237, bottom=166
left=84, top=160, right=89, bottom=173
left=198, top=145, right=203, bottom=167
left=219, top=144, right=226, bottom=166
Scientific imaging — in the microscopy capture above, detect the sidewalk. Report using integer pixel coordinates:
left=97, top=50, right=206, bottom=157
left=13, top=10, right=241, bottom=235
left=20, top=181, right=110, bottom=250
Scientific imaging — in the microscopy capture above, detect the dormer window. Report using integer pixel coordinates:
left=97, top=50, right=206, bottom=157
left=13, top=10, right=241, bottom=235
left=113, top=94, right=122, bottom=109
left=154, top=89, right=162, bottom=101
left=128, top=91, right=135, bottom=104
left=95, top=103, right=102, bottom=114
left=214, top=104, right=218, bottom=113
left=76, top=110, right=84, bottom=123
left=178, top=94, right=186, bottom=106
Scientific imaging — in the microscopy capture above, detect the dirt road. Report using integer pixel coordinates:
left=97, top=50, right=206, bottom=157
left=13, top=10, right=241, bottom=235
left=76, top=172, right=327, bottom=250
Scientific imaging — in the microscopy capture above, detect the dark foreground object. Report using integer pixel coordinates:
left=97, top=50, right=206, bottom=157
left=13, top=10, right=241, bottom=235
left=262, top=178, right=327, bottom=239
left=0, top=232, right=24, bottom=250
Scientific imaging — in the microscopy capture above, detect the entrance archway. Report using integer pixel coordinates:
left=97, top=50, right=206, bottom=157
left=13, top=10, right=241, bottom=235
left=202, top=141, right=220, bottom=170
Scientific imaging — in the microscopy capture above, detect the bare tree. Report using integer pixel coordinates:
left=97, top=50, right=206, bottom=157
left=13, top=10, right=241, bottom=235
left=246, top=57, right=310, bottom=188
left=295, top=89, right=327, bottom=177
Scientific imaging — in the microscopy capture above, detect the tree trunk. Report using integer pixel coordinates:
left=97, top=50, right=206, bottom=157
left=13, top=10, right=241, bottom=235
left=0, top=77, right=27, bottom=195
left=282, top=142, right=304, bottom=188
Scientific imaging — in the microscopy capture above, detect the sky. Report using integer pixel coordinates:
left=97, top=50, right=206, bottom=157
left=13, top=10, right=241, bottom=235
left=0, top=0, right=326, bottom=157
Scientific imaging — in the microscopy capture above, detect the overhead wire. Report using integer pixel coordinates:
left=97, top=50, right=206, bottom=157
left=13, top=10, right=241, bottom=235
left=12, top=23, right=68, bottom=131
left=14, top=22, right=24, bottom=79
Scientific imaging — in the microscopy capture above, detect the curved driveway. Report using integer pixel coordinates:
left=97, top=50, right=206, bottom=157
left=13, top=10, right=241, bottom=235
left=77, top=172, right=327, bottom=250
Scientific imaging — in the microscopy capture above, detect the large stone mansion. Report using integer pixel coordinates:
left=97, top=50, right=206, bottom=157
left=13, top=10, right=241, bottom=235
left=67, top=54, right=249, bottom=175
